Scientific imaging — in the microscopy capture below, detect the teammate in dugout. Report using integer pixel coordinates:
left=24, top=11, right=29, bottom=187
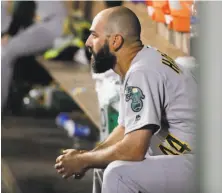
left=55, top=6, right=197, bottom=193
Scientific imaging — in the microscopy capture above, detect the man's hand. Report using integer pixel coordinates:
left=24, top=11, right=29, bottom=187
left=62, top=149, right=88, bottom=180
left=55, top=149, right=88, bottom=179
left=1, top=34, right=10, bottom=46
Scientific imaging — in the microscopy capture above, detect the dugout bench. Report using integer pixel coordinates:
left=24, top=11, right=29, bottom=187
left=36, top=57, right=101, bottom=129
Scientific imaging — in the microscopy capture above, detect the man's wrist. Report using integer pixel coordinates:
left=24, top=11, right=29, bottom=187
left=76, top=152, right=91, bottom=170
left=2, top=34, right=10, bottom=38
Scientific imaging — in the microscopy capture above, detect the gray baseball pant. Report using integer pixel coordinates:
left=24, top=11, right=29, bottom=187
left=93, top=154, right=196, bottom=193
left=1, top=15, right=64, bottom=109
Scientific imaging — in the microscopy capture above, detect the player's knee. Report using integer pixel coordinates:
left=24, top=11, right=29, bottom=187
left=2, top=45, right=17, bottom=66
left=103, top=161, right=127, bottom=183
left=102, top=161, right=125, bottom=192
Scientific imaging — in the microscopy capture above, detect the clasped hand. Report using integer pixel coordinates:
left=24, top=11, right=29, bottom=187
left=55, top=149, right=87, bottom=179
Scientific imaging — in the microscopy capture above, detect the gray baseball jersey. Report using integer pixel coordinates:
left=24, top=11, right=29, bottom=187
left=36, top=1, right=67, bottom=20
left=118, top=46, right=197, bottom=156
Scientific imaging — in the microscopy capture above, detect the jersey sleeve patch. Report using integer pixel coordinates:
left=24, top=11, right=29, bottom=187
left=125, top=86, right=145, bottom=112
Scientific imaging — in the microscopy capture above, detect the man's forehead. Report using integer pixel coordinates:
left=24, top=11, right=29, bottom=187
left=90, top=13, right=106, bottom=32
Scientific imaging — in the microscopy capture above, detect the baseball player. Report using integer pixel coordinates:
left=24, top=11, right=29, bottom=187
left=1, top=1, right=73, bottom=110
left=55, top=6, right=197, bottom=193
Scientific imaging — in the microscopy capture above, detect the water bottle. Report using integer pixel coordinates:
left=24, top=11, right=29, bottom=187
left=56, top=113, right=70, bottom=127
left=65, top=121, right=91, bottom=138
left=56, top=113, right=91, bottom=138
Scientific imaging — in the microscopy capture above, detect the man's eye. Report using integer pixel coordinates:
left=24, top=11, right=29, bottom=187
left=92, top=33, right=97, bottom=38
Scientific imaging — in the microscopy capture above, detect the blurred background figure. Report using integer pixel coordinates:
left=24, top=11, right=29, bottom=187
left=1, top=1, right=73, bottom=112
left=1, top=1, right=12, bottom=35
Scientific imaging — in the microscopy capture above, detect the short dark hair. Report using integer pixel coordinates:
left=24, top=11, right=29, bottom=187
left=106, top=7, right=141, bottom=40
left=105, top=1, right=123, bottom=8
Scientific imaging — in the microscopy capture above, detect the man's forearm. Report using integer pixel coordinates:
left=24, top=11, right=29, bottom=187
left=79, top=128, right=152, bottom=169
left=92, top=125, right=125, bottom=152
left=6, top=1, right=14, bottom=15
left=80, top=142, right=127, bottom=168
left=80, top=139, right=144, bottom=169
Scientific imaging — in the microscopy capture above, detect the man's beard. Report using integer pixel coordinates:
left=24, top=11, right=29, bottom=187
left=89, top=41, right=116, bottom=74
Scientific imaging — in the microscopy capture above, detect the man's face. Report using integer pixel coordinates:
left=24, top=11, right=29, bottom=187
left=85, top=14, right=116, bottom=73
left=89, top=40, right=116, bottom=73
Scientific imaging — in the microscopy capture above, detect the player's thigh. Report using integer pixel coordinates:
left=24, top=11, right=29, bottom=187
left=5, top=17, right=64, bottom=58
left=104, top=154, right=195, bottom=193
left=157, top=154, right=196, bottom=193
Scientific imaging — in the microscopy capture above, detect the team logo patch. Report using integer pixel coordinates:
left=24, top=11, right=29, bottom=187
left=125, top=86, right=145, bottom=112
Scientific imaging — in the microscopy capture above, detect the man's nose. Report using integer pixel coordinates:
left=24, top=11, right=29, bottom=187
left=85, top=36, right=92, bottom=48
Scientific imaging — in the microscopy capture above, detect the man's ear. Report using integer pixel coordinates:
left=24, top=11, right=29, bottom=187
left=111, top=34, right=124, bottom=52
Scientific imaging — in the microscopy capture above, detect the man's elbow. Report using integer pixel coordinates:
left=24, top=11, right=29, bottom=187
left=118, top=140, right=148, bottom=161
left=125, top=149, right=146, bottom=161
left=131, top=152, right=146, bottom=161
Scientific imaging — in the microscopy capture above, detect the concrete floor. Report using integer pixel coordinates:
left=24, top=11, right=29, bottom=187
left=2, top=116, right=94, bottom=193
